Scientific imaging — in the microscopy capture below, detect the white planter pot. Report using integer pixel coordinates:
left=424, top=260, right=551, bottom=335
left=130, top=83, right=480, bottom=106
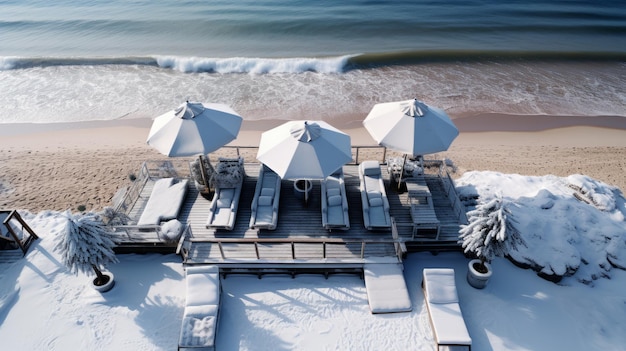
left=92, top=272, right=115, bottom=293
left=467, top=259, right=492, bottom=289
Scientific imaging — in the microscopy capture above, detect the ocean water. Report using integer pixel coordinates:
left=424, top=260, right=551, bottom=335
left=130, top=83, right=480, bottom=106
left=1, top=0, right=625, bottom=125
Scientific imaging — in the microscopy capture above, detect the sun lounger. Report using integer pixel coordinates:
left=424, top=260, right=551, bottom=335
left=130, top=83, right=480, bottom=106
left=206, top=185, right=243, bottom=230
left=137, top=178, right=189, bottom=226
left=422, top=268, right=472, bottom=351
left=321, top=168, right=350, bottom=230
left=179, top=265, right=221, bottom=351
left=358, top=161, right=391, bottom=230
left=249, top=164, right=281, bottom=230
left=364, top=262, right=412, bottom=314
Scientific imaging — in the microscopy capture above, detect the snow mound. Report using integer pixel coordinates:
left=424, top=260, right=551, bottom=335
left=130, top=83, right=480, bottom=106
left=456, top=171, right=626, bottom=285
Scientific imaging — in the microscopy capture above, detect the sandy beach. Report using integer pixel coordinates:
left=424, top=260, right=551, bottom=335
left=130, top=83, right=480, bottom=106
left=1, top=114, right=625, bottom=213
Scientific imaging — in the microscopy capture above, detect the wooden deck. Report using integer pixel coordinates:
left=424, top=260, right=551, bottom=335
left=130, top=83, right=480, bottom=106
left=114, top=160, right=467, bottom=266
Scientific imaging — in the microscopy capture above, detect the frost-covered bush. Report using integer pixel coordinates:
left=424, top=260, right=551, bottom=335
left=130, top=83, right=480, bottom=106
left=99, top=206, right=130, bottom=226
left=459, top=195, right=523, bottom=270
left=54, top=211, right=119, bottom=285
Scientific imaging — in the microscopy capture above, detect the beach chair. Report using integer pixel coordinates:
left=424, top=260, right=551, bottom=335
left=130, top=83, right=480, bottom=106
left=358, top=161, right=391, bottom=230
left=321, top=168, right=350, bottom=230
left=1, top=210, right=38, bottom=255
left=178, top=265, right=221, bottom=351
left=137, top=178, right=189, bottom=226
left=249, top=164, right=281, bottom=230
left=422, top=268, right=472, bottom=351
left=206, top=185, right=243, bottom=230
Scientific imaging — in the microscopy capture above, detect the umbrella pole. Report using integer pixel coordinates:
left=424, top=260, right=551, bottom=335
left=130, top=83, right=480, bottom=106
left=398, top=154, right=408, bottom=190
left=198, top=155, right=211, bottom=193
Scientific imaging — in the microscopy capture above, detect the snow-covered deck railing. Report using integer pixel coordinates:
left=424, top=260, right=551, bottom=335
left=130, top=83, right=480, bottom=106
left=113, top=223, right=191, bottom=246
left=437, top=162, right=468, bottom=225
left=178, top=237, right=405, bottom=263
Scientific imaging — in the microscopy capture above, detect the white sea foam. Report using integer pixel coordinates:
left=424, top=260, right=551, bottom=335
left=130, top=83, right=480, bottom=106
left=0, top=60, right=624, bottom=125
left=154, top=55, right=354, bottom=74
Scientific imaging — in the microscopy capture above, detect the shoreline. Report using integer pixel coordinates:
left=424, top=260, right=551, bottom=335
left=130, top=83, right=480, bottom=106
left=2, top=112, right=626, bottom=136
left=1, top=113, right=625, bottom=212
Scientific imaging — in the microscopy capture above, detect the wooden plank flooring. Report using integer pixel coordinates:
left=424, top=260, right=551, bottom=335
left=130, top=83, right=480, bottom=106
left=118, top=163, right=465, bottom=262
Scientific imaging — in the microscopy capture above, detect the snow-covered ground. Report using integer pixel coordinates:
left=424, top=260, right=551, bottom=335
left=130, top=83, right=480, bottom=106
left=1, top=172, right=625, bottom=350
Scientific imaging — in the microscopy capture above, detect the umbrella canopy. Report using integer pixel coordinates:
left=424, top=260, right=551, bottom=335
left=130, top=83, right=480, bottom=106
left=256, top=120, right=352, bottom=179
left=363, top=99, right=459, bottom=156
left=147, top=101, right=243, bottom=157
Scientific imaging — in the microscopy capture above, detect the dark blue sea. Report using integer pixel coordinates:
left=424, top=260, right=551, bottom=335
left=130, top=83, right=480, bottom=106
left=1, top=0, right=625, bottom=124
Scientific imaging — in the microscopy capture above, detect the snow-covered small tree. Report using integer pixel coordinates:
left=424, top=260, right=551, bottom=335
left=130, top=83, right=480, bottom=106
left=54, top=211, right=119, bottom=286
left=459, top=196, right=522, bottom=272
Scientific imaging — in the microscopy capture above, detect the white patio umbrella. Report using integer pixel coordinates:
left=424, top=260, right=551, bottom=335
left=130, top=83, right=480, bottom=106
left=363, top=99, right=459, bottom=187
left=363, top=98, right=458, bottom=156
left=256, top=120, right=352, bottom=203
left=147, top=101, right=243, bottom=189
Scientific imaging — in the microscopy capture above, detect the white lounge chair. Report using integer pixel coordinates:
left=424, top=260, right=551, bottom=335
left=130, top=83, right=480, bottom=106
left=206, top=185, right=243, bottom=230
left=358, top=161, right=391, bottom=230
left=137, top=178, right=189, bottom=226
left=249, top=164, right=281, bottom=230
left=321, top=168, right=350, bottom=230
left=422, top=268, right=472, bottom=351
left=179, top=265, right=221, bottom=351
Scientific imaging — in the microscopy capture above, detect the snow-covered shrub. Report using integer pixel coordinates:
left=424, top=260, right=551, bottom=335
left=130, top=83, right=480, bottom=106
left=190, top=156, right=214, bottom=186
left=99, top=206, right=130, bottom=226
left=459, top=195, right=523, bottom=270
left=54, top=211, right=119, bottom=284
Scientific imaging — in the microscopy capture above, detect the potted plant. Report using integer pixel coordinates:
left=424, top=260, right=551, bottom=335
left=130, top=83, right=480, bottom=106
left=459, top=195, right=521, bottom=289
left=54, top=211, right=119, bottom=293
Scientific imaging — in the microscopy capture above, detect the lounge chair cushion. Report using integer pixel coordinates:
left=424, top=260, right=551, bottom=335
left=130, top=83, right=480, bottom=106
left=250, top=165, right=281, bottom=230
left=137, top=178, right=188, bottom=226
left=362, top=164, right=382, bottom=176
left=369, top=196, right=383, bottom=207
left=261, top=188, right=275, bottom=197
left=216, top=196, right=232, bottom=208
left=186, top=270, right=220, bottom=307
left=424, top=269, right=459, bottom=304
left=327, top=195, right=342, bottom=207
left=258, top=195, right=273, bottom=206
left=327, top=188, right=341, bottom=198
left=364, top=263, right=412, bottom=313
left=423, top=269, right=472, bottom=349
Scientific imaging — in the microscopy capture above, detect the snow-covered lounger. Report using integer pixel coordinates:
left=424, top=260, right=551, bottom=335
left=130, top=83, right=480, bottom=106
left=422, top=268, right=472, bottom=351
left=137, top=178, right=188, bottom=226
left=179, top=265, right=221, bottom=351
left=364, top=263, right=412, bottom=314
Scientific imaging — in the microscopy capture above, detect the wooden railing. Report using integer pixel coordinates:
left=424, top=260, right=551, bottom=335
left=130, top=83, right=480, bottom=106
left=437, top=162, right=468, bottom=224
left=181, top=237, right=403, bottom=262
left=213, top=145, right=389, bottom=165
left=113, top=222, right=192, bottom=244
left=178, top=220, right=404, bottom=263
